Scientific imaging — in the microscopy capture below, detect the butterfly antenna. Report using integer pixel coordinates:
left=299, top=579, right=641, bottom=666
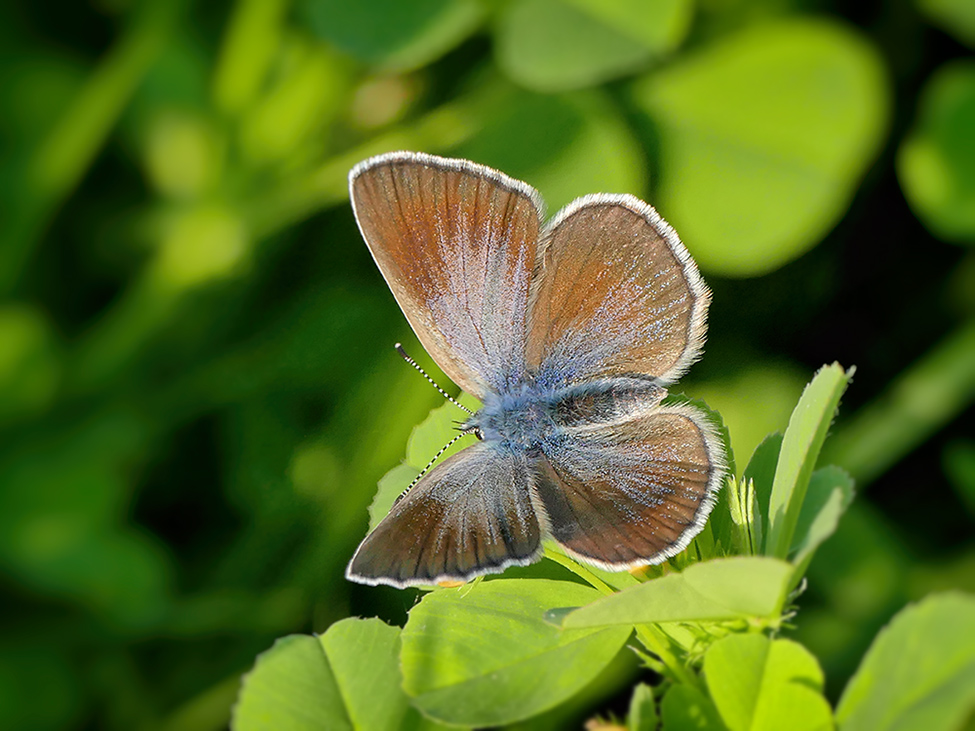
left=394, top=431, right=474, bottom=505
left=395, top=343, right=474, bottom=415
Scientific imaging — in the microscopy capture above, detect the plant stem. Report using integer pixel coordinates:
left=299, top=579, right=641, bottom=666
left=543, top=547, right=615, bottom=596
left=634, top=624, right=701, bottom=690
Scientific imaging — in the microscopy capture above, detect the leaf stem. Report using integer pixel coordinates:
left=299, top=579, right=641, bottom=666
left=543, top=547, right=614, bottom=596
left=634, top=624, right=701, bottom=690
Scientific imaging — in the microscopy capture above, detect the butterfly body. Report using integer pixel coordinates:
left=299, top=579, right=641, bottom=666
left=346, top=151, right=726, bottom=589
left=467, top=378, right=667, bottom=450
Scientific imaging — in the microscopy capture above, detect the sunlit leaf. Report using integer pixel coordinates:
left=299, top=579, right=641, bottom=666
left=836, top=592, right=975, bottom=731
left=401, top=579, right=630, bottom=726
left=632, top=18, right=889, bottom=276
left=790, top=466, right=855, bottom=569
left=562, top=557, right=794, bottom=628
left=765, top=363, right=853, bottom=559
left=495, top=0, right=691, bottom=91
left=704, top=634, right=832, bottom=731
left=233, top=619, right=419, bottom=731
left=898, top=61, right=975, bottom=243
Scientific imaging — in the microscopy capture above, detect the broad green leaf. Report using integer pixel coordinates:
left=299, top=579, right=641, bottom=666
left=401, top=579, right=630, bottom=726
left=790, top=466, right=855, bottom=569
left=632, top=19, right=889, bottom=277
left=233, top=635, right=351, bottom=731
left=562, top=557, right=794, bottom=628
left=628, top=682, right=658, bottom=731
left=836, top=592, right=975, bottom=731
left=299, top=0, right=483, bottom=71
left=495, top=0, right=690, bottom=91
left=660, top=684, right=726, bottom=730
left=918, top=0, right=975, bottom=48
left=765, top=363, right=853, bottom=559
left=454, top=85, right=645, bottom=213
left=897, top=61, right=975, bottom=243
left=705, top=635, right=832, bottom=731
left=233, top=619, right=416, bottom=731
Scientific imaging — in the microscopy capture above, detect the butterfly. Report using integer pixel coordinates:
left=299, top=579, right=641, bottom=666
left=345, top=151, right=726, bottom=588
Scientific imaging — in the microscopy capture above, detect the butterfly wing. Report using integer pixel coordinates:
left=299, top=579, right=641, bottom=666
left=526, top=195, right=709, bottom=390
left=346, top=442, right=542, bottom=588
left=532, top=403, right=725, bottom=568
left=350, top=152, right=544, bottom=398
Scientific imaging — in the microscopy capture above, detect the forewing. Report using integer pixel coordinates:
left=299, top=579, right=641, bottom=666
left=526, top=195, right=709, bottom=389
left=533, top=404, right=725, bottom=568
left=347, top=443, right=541, bottom=588
left=350, top=152, right=544, bottom=398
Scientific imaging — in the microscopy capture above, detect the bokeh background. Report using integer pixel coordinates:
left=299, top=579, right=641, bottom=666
left=2, top=0, right=974, bottom=728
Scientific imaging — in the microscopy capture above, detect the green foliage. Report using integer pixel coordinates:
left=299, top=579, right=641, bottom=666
left=495, top=0, right=691, bottom=91
left=837, top=593, right=975, bottom=731
left=400, top=580, right=630, bottom=726
left=233, top=366, right=975, bottom=729
left=3, top=0, right=974, bottom=729
left=704, top=635, right=832, bottom=731
left=765, top=363, right=852, bottom=559
left=632, top=19, right=889, bottom=276
left=898, top=61, right=975, bottom=243
left=561, top=558, right=793, bottom=627
left=233, top=619, right=423, bottom=730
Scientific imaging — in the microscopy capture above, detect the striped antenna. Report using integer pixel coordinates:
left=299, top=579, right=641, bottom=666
left=394, top=430, right=475, bottom=504
left=395, top=343, right=473, bottom=414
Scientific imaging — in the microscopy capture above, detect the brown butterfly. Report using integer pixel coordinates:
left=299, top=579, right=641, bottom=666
left=346, top=151, right=726, bottom=588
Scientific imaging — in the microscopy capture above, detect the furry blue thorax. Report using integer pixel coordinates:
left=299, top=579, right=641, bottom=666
left=464, top=377, right=666, bottom=452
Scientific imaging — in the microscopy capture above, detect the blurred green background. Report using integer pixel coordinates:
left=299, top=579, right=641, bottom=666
left=1, top=0, right=974, bottom=728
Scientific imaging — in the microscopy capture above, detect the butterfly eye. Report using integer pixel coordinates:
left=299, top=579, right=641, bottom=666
left=473, top=429, right=484, bottom=441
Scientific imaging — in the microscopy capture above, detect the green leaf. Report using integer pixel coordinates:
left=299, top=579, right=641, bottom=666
left=400, top=579, right=630, bottom=726
left=704, top=635, right=833, bottom=731
left=299, top=0, right=483, bottom=71
left=918, top=0, right=975, bottom=48
left=628, top=682, right=658, bottom=731
left=233, top=618, right=416, bottom=731
left=660, top=684, right=727, bottom=730
left=495, top=0, right=691, bottom=92
left=721, top=475, right=764, bottom=557
left=454, top=84, right=645, bottom=213
left=897, top=61, right=975, bottom=243
left=790, top=466, right=855, bottom=569
left=742, top=433, right=783, bottom=530
left=765, top=363, right=853, bottom=559
left=562, top=557, right=794, bottom=628
left=836, top=592, right=975, bottom=731
left=367, top=464, right=418, bottom=531
left=233, top=635, right=351, bottom=731
left=632, top=18, right=889, bottom=277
